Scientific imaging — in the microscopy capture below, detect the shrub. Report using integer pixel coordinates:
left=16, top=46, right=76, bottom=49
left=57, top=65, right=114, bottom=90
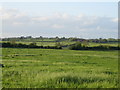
left=69, top=42, right=85, bottom=50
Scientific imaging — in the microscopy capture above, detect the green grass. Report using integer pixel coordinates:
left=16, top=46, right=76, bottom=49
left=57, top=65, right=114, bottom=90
left=89, top=42, right=118, bottom=47
left=2, top=48, right=118, bottom=88
left=1, top=40, right=118, bottom=47
left=1, top=40, right=76, bottom=46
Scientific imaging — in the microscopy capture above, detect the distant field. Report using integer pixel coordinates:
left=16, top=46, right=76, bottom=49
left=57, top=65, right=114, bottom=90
left=2, top=48, right=118, bottom=88
left=1, top=40, right=118, bottom=47
left=89, top=42, right=118, bottom=47
left=0, top=40, right=76, bottom=46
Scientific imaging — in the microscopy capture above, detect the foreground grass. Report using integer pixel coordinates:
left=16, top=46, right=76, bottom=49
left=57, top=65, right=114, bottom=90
left=2, top=48, right=118, bottom=88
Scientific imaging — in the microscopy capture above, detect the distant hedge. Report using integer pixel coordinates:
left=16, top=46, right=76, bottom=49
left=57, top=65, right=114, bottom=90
left=69, top=42, right=119, bottom=50
left=0, top=42, right=119, bottom=50
left=0, top=42, right=62, bottom=49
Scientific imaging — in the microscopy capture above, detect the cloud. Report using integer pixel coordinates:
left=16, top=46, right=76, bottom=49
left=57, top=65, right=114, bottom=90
left=111, top=18, right=118, bottom=23
left=32, top=16, right=49, bottom=21
left=1, top=8, right=27, bottom=20
left=51, top=24, right=64, bottom=29
left=2, top=8, right=118, bottom=38
left=12, top=22, right=25, bottom=26
left=53, top=12, right=69, bottom=19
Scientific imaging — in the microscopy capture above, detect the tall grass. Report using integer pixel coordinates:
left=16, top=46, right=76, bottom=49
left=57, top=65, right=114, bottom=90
left=2, top=48, right=118, bottom=88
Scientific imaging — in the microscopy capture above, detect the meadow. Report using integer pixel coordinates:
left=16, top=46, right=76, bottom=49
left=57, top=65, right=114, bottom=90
left=2, top=48, right=118, bottom=88
left=1, top=39, right=118, bottom=47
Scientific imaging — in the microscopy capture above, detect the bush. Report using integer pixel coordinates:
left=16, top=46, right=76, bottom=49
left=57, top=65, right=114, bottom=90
left=69, top=42, right=119, bottom=50
left=1, top=42, right=62, bottom=49
left=69, top=42, right=85, bottom=50
left=29, top=42, right=37, bottom=48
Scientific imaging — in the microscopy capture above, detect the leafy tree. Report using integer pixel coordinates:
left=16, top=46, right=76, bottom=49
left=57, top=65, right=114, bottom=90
left=26, top=36, right=32, bottom=39
left=55, top=42, right=62, bottom=49
left=69, top=42, right=85, bottom=50
left=82, top=40, right=89, bottom=47
left=29, top=42, right=37, bottom=48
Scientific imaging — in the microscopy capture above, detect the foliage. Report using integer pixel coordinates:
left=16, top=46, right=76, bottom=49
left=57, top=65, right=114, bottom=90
left=69, top=42, right=85, bottom=50
left=1, top=42, right=62, bottom=49
left=69, top=42, right=119, bottom=50
left=55, top=42, right=62, bottom=49
left=2, top=36, right=119, bottom=43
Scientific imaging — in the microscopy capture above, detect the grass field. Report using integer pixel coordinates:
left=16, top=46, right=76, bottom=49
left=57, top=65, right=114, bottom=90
left=1, top=40, right=118, bottom=47
left=2, top=48, right=118, bottom=88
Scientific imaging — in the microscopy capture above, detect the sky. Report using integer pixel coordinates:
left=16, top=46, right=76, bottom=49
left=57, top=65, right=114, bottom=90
left=0, top=0, right=119, bottom=2
left=0, top=2, right=118, bottom=39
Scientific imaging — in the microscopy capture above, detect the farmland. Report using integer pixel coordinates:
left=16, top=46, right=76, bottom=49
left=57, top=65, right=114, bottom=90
left=2, top=48, right=118, bottom=88
left=1, top=1, right=119, bottom=88
left=1, top=37, right=119, bottom=47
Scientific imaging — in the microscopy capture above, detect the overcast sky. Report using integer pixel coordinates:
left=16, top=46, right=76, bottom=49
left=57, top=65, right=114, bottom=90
left=1, top=2, right=118, bottom=39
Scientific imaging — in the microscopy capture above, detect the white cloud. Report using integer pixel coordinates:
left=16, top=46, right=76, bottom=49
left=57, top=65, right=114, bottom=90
left=51, top=24, right=64, bottom=29
left=32, top=16, right=49, bottom=21
left=12, top=22, right=25, bottom=26
left=2, top=7, right=118, bottom=38
left=1, top=8, right=27, bottom=20
left=111, top=18, right=118, bottom=23
left=53, top=12, right=62, bottom=18
left=61, top=13, right=69, bottom=19
left=14, top=13, right=27, bottom=18
left=76, top=14, right=85, bottom=20
left=53, top=12, right=70, bottom=19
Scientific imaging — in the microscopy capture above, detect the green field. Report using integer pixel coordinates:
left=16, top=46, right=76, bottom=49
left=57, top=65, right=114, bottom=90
left=2, top=48, right=118, bottom=88
left=1, top=40, right=118, bottom=47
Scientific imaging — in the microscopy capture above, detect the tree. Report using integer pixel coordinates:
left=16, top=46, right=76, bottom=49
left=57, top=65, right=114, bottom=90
left=26, top=36, right=32, bottom=39
left=29, top=42, right=37, bottom=48
left=20, top=36, right=25, bottom=39
left=55, top=42, right=62, bottom=49
left=82, top=40, right=89, bottom=47
left=10, top=40, right=16, bottom=44
left=39, top=36, right=43, bottom=46
left=69, top=42, right=85, bottom=50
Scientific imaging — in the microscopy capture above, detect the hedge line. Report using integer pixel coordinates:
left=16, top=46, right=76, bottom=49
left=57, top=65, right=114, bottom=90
left=0, top=42, right=62, bottom=49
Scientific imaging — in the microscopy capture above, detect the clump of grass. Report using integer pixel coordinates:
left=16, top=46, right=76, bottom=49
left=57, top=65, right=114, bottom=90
left=39, top=73, right=118, bottom=88
left=102, top=71, right=116, bottom=75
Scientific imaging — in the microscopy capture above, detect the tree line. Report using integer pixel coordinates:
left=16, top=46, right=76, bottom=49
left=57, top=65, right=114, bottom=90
left=0, top=42, right=119, bottom=50
left=69, top=42, right=120, bottom=50
left=1, top=42, right=62, bottom=49
left=2, top=36, right=119, bottom=43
